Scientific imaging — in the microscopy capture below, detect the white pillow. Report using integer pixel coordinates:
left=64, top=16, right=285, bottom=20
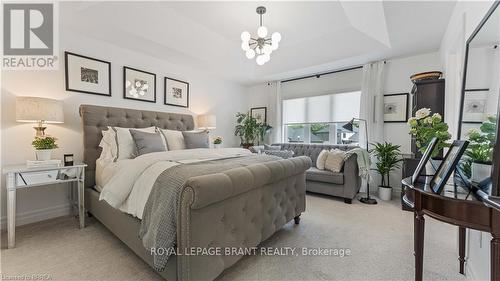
left=99, top=129, right=116, bottom=161
left=316, top=149, right=329, bottom=170
left=110, top=126, right=156, bottom=161
left=324, top=149, right=346, bottom=173
left=158, top=129, right=186, bottom=150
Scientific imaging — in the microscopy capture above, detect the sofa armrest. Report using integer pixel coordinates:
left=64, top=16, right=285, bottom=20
left=342, top=153, right=361, bottom=199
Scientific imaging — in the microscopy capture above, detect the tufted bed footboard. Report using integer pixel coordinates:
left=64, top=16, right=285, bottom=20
left=177, top=156, right=311, bottom=281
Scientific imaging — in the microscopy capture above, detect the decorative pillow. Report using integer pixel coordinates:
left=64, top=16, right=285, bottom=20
left=182, top=131, right=210, bottom=149
left=316, top=149, right=329, bottom=170
left=158, top=129, right=186, bottom=150
left=110, top=126, right=156, bottom=161
left=324, top=149, right=346, bottom=172
left=264, top=144, right=281, bottom=151
left=130, top=130, right=167, bottom=156
left=99, top=129, right=116, bottom=161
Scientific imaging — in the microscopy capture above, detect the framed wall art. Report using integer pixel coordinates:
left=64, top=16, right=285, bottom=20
left=65, top=51, right=111, bottom=96
left=164, top=77, right=189, bottom=108
left=123, top=67, right=156, bottom=103
left=383, top=93, right=409, bottom=123
left=250, top=107, right=267, bottom=124
left=462, top=90, right=489, bottom=123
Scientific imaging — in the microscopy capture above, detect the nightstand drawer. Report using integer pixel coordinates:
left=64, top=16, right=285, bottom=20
left=17, top=170, right=59, bottom=186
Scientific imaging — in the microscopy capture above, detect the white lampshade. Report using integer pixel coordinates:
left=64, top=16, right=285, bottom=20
left=16, top=96, right=64, bottom=123
left=197, top=114, right=216, bottom=130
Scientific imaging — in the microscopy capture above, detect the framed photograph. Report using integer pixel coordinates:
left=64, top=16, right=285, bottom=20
left=430, top=140, right=469, bottom=194
left=383, top=93, right=408, bottom=123
left=123, top=67, right=156, bottom=103
left=462, top=90, right=489, bottom=123
left=250, top=107, right=267, bottom=124
left=411, top=137, right=438, bottom=185
left=65, top=52, right=111, bottom=96
left=164, top=77, right=189, bottom=108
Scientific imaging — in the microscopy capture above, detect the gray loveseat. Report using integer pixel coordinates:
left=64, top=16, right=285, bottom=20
left=273, top=143, right=361, bottom=204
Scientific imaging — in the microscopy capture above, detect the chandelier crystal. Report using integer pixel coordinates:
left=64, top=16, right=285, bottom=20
left=241, top=6, right=281, bottom=65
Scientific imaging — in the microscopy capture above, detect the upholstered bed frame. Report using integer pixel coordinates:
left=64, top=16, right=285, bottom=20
left=79, top=104, right=311, bottom=281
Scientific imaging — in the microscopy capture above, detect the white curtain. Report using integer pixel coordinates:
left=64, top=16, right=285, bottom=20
left=273, top=81, right=283, bottom=143
left=359, top=61, right=385, bottom=148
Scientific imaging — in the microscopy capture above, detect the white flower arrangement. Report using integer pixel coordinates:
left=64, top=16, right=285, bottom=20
left=415, top=108, right=431, bottom=119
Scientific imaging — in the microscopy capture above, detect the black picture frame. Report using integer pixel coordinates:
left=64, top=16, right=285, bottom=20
left=411, top=137, right=438, bottom=185
left=164, top=77, right=189, bottom=108
left=123, top=66, right=157, bottom=103
left=383, top=93, right=409, bottom=123
left=250, top=107, right=267, bottom=124
left=430, top=140, right=469, bottom=194
left=64, top=51, right=112, bottom=96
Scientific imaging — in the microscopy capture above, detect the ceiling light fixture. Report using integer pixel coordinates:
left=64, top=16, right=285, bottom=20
left=241, top=6, right=281, bottom=66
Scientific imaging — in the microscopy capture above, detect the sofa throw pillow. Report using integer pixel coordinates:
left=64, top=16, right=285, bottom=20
left=158, top=129, right=186, bottom=150
left=182, top=131, right=210, bottom=149
left=316, top=149, right=329, bottom=170
left=110, top=126, right=156, bottom=161
left=130, top=130, right=167, bottom=156
left=324, top=149, right=346, bottom=172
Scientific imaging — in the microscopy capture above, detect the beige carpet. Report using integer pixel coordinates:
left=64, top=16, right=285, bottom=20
left=1, top=194, right=466, bottom=281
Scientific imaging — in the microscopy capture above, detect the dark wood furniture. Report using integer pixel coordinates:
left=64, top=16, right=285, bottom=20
left=410, top=79, right=445, bottom=158
left=401, top=158, right=419, bottom=211
left=402, top=177, right=500, bottom=281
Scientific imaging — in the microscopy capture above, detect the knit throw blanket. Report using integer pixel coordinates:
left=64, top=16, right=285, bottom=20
left=345, top=147, right=371, bottom=181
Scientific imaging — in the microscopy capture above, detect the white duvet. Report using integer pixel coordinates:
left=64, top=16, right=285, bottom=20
left=98, top=148, right=252, bottom=219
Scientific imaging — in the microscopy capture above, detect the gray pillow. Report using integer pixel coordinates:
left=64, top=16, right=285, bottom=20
left=130, top=130, right=166, bottom=156
left=182, top=131, right=210, bottom=149
left=264, top=144, right=281, bottom=151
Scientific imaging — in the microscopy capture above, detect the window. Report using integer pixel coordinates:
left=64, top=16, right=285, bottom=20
left=282, top=91, right=361, bottom=145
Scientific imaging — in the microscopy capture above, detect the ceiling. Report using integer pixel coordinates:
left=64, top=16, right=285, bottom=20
left=61, top=1, right=457, bottom=85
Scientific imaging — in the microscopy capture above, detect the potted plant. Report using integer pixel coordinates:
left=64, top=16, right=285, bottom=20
left=464, top=116, right=496, bottom=182
left=32, top=136, right=58, bottom=161
left=371, top=142, right=403, bottom=201
left=213, top=136, right=223, bottom=149
left=408, top=108, right=451, bottom=181
left=234, top=112, right=272, bottom=148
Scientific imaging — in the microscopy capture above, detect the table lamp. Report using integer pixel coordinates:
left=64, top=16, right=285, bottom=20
left=16, top=96, right=64, bottom=137
left=197, top=114, right=216, bottom=131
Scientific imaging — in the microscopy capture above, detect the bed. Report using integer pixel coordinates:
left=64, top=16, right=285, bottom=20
left=79, top=104, right=311, bottom=281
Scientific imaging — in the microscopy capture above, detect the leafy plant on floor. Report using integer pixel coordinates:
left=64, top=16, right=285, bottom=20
left=32, top=136, right=58, bottom=150
left=371, top=142, right=402, bottom=188
left=234, top=112, right=272, bottom=147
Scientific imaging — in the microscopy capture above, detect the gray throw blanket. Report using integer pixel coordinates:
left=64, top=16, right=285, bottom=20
left=139, top=154, right=280, bottom=271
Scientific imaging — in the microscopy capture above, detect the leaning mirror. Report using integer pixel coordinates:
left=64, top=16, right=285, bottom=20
left=458, top=1, right=500, bottom=197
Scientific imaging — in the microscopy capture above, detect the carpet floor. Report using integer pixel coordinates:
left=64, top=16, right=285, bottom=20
left=1, top=193, right=466, bottom=281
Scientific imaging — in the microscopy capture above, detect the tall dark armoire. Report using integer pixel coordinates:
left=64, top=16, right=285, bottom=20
left=401, top=78, right=445, bottom=210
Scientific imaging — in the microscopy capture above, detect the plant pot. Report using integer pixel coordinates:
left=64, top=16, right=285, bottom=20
left=213, top=143, right=222, bottom=149
left=35, top=149, right=52, bottom=161
left=241, top=143, right=254, bottom=149
left=378, top=186, right=392, bottom=201
left=471, top=162, right=491, bottom=183
left=425, top=158, right=442, bottom=186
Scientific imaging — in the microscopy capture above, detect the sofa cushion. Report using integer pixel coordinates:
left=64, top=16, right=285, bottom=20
left=306, top=167, right=344, bottom=185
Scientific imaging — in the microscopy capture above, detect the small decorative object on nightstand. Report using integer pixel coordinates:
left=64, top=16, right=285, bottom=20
left=64, top=154, right=74, bottom=166
left=2, top=163, right=87, bottom=248
left=213, top=136, right=223, bottom=148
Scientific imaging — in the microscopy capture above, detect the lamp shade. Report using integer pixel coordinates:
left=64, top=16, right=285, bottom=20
left=197, top=114, right=216, bottom=130
left=16, top=96, right=64, bottom=123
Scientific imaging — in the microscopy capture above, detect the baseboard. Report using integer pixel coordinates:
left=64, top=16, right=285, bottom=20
left=0, top=203, right=72, bottom=231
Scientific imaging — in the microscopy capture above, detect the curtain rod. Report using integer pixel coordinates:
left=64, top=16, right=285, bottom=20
left=280, top=60, right=387, bottom=84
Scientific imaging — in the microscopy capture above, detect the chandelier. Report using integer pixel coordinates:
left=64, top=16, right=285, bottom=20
left=241, top=6, right=281, bottom=65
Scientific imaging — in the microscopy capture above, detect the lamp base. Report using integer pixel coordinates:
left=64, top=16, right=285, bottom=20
left=359, top=197, right=378, bottom=205
left=34, top=126, right=47, bottom=137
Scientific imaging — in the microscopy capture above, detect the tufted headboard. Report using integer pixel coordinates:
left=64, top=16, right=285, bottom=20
left=79, top=104, right=195, bottom=187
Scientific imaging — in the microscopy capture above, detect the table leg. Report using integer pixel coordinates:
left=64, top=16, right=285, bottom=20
left=459, top=227, right=466, bottom=274
left=77, top=169, right=85, bottom=229
left=492, top=236, right=500, bottom=281
left=414, top=212, right=425, bottom=281
left=6, top=173, right=16, bottom=249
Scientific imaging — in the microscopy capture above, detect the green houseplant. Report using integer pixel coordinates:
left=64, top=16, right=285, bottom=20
left=408, top=108, right=451, bottom=158
left=463, top=115, right=496, bottom=181
left=32, top=136, right=58, bottom=161
left=234, top=112, right=272, bottom=148
left=371, top=142, right=403, bottom=201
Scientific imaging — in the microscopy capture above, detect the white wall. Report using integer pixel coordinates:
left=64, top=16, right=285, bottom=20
left=440, top=2, right=496, bottom=280
left=0, top=27, right=247, bottom=228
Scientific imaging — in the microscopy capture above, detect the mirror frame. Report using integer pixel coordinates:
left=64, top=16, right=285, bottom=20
left=458, top=1, right=500, bottom=197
